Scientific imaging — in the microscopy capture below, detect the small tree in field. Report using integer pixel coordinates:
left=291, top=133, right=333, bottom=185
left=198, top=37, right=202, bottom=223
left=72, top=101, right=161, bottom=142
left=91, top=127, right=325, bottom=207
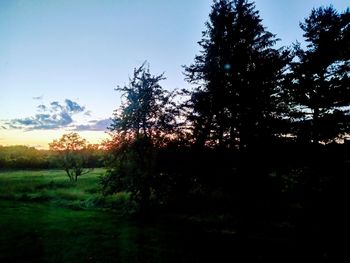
left=49, top=132, right=93, bottom=182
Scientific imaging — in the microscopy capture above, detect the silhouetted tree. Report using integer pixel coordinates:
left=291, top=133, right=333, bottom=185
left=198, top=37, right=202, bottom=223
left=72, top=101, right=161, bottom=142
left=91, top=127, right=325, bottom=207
left=183, top=0, right=233, bottom=148
left=184, top=0, right=290, bottom=149
left=102, top=62, right=178, bottom=211
left=109, top=62, right=178, bottom=143
left=49, top=132, right=93, bottom=181
left=289, top=6, right=350, bottom=144
left=183, top=1, right=293, bottom=236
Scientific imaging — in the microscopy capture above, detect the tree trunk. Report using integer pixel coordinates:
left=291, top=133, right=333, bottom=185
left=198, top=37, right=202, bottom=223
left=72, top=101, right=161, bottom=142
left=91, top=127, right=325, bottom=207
left=65, top=168, right=73, bottom=181
left=312, top=107, right=320, bottom=144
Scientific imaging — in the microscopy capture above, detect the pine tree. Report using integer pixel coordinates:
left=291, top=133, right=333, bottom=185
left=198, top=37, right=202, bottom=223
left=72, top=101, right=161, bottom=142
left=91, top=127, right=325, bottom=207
left=290, top=6, right=350, bottom=143
left=184, top=0, right=233, bottom=148
left=184, top=0, right=290, bottom=149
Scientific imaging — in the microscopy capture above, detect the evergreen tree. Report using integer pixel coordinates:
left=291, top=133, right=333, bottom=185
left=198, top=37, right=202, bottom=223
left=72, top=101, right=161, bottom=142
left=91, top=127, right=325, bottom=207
left=184, top=0, right=290, bottom=149
left=184, top=0, right=233, bottom=148
left=289, top=6, right=350, bottom=143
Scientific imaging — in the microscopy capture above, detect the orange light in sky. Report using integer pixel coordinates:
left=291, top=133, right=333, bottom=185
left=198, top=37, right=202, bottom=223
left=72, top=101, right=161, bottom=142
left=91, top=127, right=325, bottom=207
left=0, top=129, right=109, bottom=149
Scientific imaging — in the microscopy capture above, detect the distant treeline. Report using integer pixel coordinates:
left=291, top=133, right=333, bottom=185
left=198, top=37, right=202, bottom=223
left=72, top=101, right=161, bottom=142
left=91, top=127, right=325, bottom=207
left=0, top=145, right=104, bottom=169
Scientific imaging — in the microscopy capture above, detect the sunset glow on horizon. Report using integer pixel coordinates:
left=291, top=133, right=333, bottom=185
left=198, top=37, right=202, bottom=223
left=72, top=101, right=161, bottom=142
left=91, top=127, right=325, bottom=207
left=0, top=129, right=109, bottom=149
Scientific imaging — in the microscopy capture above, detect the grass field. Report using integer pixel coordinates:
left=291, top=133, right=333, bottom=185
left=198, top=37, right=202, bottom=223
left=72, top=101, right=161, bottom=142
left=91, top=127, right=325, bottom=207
left=0, top=169, right=133, bottom=210
left=0, top=169, right=303, bottom=262
left=1, top=169, right=100, bottom=207
left=0, top=169, right=234, bottom=262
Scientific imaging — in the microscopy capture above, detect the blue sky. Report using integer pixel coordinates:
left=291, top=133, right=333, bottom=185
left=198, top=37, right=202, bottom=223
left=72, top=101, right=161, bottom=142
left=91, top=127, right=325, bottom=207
left=0, top=0, right=349, bottom=147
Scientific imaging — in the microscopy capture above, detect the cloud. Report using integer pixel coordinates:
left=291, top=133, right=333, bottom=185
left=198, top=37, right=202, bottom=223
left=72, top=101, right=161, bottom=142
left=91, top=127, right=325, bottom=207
left=1, top=98, right=112, bottom=132
left=37, top=104, right=47, bottom=111
left=8, top=124, right=21, bottom=129
left=3, top=99, right=87, bottom=131
left=33, top=95, right=43, bottom=100
left=74, top=118, right=112, bottom=131
left=15, top=118, right=38, bottom=126
left=65, top=99, right=85, bottom=113
left=50, top=101, right=63, bottom=111
left=84, top=110, right=92, bottom=116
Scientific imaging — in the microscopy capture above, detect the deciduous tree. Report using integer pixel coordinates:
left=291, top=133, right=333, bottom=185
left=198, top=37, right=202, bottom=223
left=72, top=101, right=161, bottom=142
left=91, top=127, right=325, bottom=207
left=49, top=132, right=93, bottom=181
left=102, top=62, right=178, bottom=211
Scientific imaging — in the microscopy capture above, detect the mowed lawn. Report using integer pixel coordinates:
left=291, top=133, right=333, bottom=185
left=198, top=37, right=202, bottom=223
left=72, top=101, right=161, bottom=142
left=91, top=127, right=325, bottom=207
left=0, top=169, right=221, bottom=263
left=0, top=169, right=132, bottom=263
left=0, top=169, right=162, bottom=263
left=0, top=169, right=296, bottom=262
left=0, top=169, right=105, bottom=207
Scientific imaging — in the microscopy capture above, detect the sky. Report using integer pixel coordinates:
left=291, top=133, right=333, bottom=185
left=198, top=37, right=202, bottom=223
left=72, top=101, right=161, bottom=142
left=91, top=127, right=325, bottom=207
left=0, top=0, right=349, bottom=148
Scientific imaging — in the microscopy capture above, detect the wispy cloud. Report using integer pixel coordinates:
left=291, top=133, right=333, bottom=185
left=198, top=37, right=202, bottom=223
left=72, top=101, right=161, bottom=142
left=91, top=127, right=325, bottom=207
left=74, top=118, right=112, bottom=131
left=84, top=110, right=92, bottom=116
left=65, top=99, right=85, bottom=113
left=3, top=99, right=87, bottom=131
left=37, top=104, right=47, bottom=111
left=32, top=95, right=43, bottom=100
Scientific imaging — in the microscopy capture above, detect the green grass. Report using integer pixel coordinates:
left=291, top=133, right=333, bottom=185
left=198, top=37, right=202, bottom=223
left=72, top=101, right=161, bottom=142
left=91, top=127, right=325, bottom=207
left=0, top=169, right=130, bottom=210
left=0, top=169, right=301, bottom=262
left=0, top=169, right=197, bottom=262
left=0, top=200, right=183, bottom=263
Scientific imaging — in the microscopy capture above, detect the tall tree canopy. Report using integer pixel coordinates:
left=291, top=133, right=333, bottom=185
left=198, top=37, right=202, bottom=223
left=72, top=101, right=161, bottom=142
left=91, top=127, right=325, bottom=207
left=184, top=0, right=290, bottom=149
left=289, top=6, right=350, bottom=143
left=103, top=63, right=178, bottom=211
left=109, top=62, right=178, bottom=145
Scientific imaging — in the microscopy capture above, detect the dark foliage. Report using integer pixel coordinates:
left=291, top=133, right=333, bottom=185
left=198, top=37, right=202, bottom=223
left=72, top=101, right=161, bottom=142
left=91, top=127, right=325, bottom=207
left=184, top=0, right=291, bottom=149
left=288, top=6, right=350, bottom=143
left=0, top=145, right=52, bottom=169
left=0, top=144, right=104, bottom=171
left=96, top=1, right=349, bottom=260
left=102, top=63, right=180, bottom=212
